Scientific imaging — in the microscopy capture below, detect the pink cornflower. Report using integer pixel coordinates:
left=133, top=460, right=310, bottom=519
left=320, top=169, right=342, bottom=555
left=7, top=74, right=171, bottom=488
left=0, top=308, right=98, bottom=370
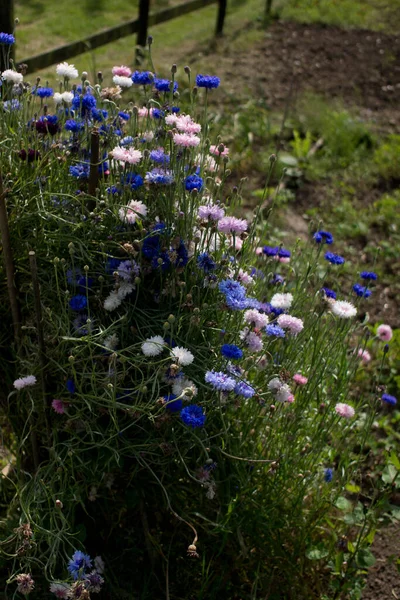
left=175, top=115, right=201, bottom=134
left=173, top=133, right=201, bottom=148
left=229, top=236, right=243, bottom=250
left=293, top=373, right=308, bottom=386
left=240, top=328, right=263, bottom=352
left=331, top=300, right=357, bottom=318
left=110, top=146, right=142, bottom=165
left=13, top=376, right=37, bottom=390
left=217, top=216, right=248, bottom=235
left=357, top=348, right=371, bottom=363
left=277, top=314, right=304, bottom=336
left=256, top=247, right=264, bottom=255
left=112, top=65, right=131, bottom=77
left=244, top=309, right=269, bottom=329
left=237, top=269, right=254, bottom=286
left=138, top=107, right=149, bottom=118
left=165, top=114, right=178, bottom=126
left=52, top=399, right=67, bottom=415
left=16, top=574, right=34, bottom=595
left=119, top=200, right=147, bottom=224
left=335, top=403, right=355, bottom=418
left=209, top=144, right=229, bottom=157
left=270, top=293, right=293, bottom=310
left=279, top=257, right=290, bottom=264
left=198, top=204, right=225, bottom=221
left=377, top=324, right=393, bottom=342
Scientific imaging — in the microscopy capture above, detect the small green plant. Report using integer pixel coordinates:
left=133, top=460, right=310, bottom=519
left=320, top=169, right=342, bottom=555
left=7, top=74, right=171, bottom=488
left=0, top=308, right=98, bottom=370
left=373, top=135, right=400, bottom=183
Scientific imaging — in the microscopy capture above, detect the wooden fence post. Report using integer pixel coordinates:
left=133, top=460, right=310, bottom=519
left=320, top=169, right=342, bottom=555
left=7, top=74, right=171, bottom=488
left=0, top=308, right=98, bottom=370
left=136, top=0, right=150, bottom=64
left=215, top=0, right=227, bottom=36
left=0, top=0, right=15, bottom=72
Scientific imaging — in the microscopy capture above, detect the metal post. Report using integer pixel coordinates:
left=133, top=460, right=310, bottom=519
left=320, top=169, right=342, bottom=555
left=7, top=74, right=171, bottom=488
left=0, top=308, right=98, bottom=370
left=215, top=0, right=227, bottom=36
left=0, top=0, right=15, bottom=72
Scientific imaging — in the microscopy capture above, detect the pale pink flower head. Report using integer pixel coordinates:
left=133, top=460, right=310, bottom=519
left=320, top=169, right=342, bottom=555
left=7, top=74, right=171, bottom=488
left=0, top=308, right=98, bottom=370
left=209, top=144, right=229, bottom=157
left=244, top=309, right=269, bottom=329
left=138, top=107, right=150, bottom=118
left=277, top=314, right=304, bottom=336
left=240, top=328, right=263, bottom=352
left=335, top=402, right=355, bottom=418
left=13, top=376, right=37, bottom=390
left=230, top=236, right=243, bottom=251
left=173, top=133, right=201, bottom=148
left=331, top=300, right=357, bottom=319
left=112, top=65, right=131, bottom=77
left=16, top=573, right=35, bottom=595
left=175, top=115, right=201, bottom=134
left=237, top=269, right=254, bottom=286
left=377, top=324, right=393, bottom=342
left=119, top=200, right=147, bottom=224
left=293, top=373, right=308, bottom=386
left=49, top=582, right=71, bottom=598
left=256, top=247, right=264, bottom=256
left=286, top=394, right=295, bottom=404
left=357, top=348, right=371, bottom=363
left=279, top=257, right=291, bottom=264
left=110, top=146, right=142, bottom=165
left=52, top=399, right=67, bottom=415
left=270, top=293, right=293, bottom=310
left=165, top=114, right=178, bottom=126
left=217, top=216, right=248, bottom=235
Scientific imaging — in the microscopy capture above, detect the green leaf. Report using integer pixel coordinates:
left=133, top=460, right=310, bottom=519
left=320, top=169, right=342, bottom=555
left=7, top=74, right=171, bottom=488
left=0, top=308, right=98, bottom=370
left=382, top=464, right=398, bottom=486
left=389, top=451, right=400, bottom=471
left=306, top=544, right=329, bottom=560
left=356, top=548, right=376, bottom=568
left=335, top=496, right=352, bottom=512
left=345, top=483, right=361, bottom=494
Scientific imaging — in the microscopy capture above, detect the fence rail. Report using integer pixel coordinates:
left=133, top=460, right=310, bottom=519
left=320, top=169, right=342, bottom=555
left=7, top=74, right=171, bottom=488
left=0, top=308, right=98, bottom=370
left=1, top=0, right=227, bottom=74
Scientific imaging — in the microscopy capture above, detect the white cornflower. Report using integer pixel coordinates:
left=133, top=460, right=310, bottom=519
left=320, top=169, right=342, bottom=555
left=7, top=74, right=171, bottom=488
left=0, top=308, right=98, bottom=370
left=56, top=62, right=79, bottom=80
left=13, top=375, right=37, bottom=390
left=331, top=300, right=357, bottom=319
left=119, top=200, right=147, bottom=224
left=270, top=293, right=293, bottom=310
left=53, top=91, right=74, bottom=104
left=244, top=309, right=269, bottom=329
left=268, top=377, right=283, bottom=393
left=2, top=69, right=23, bottom=84
left=172, top=377, right=198, bottom=399
left=141, top=335, right=166, bottom=357
left=103, top=334, right=119, bottom=350
left=112, top=75, right=133, bottom=88
left=104, top=291, right=122, bottom=311
left=170, top=346, right=194, bottom=366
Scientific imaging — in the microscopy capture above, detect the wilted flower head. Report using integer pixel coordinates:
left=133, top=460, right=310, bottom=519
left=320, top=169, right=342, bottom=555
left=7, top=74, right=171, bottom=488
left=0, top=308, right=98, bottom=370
left=16, top=574, right=35, bottom=595
left=49, top=582, right=71, bottom=598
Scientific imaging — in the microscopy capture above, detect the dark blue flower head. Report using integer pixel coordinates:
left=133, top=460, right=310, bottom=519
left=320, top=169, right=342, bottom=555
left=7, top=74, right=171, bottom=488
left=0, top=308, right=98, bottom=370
left=353, top=284, right=372, bottom=298
left=154, top=78, right=178, bottom=92
left=132, top=70, right=154, bottom=85
left=185, top=174, right=203, bottom=191
left=381, top=393, right=397, bottom=406
left=266, top=324, right=285, bottom=338
left=313, top=230, right=334, bottom=245
left=33, top=86, right=54, bottom=98
left=35, top=115, right=59, bottom=135
left=163, top=394, right=182, bottom=412
left=360, top=271, right=377, bottom=281
left=150, top=148, right=170, bottom=165
left=124, top=172, right=143, bottom=190
left=145, top=168, right=174, bottom=185
left=324, top=468, right=333, bottom=482
left=72, top=92, right=97, bottom=117
left=321, top=287, right=337, bottom=300
left=196, top=74, right=220, bottom=89
left=91, top=108, right=108, bottom=122
left=65, top=119, right=84, bottom=133
left=69, top=162, right=90, bottom=179
left=197, top=252, right=216, bottom=273
left=66, top=378, right=76, bottom=394
left=118, top=111, right=130, bottom=121
left=263, top=245, right=279, bottom=257
left=180, top=404, right=206, bottom=428
left=221, top=344, right=243, bottom=360
left=325, top=252, right=345, bottom=265
left=278, top=248, right=291, bottom=258
left=0, top=33, right=15, bottom=45
left=151, top=108, right=165, bottom=119
left=271, top=274, right=285, bottom=285
left=69, top=294, right=88, bottom=311
left=68, top=550, right=92, bottom=580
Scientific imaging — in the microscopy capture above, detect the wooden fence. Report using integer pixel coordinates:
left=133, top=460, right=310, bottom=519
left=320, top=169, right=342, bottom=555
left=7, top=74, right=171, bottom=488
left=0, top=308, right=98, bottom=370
left=0, top=0, right=227, bottom=73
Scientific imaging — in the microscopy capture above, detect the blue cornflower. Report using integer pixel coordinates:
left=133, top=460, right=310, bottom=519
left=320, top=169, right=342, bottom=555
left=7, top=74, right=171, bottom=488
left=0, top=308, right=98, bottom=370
left=321, top=287, right=337, bottom=300
left=180, top=404, right=206, bottom=428
left=353, top=284, right=372, bottom=298
left=131, top=70, right=154, bottom=85
left=118, top=111, right=130, bottom=121
left=33, top=86, right=54, bottom=98
left=66, top=379, right=76, bottom=394
left=221, top=344, right=243, bottom=360
left=68, top=550, right=92, bottom=580
left=72, top=93, right=97, bottom=117
left=382, top=393, right=397, bottom=406
left=0, top=33, right=15, bottom=45
left=150, top=148, right=170, bottom=165
left=324, top=468, right=333, bottom=482
left=65, top=119, right=84, bottom=132
left=205, top=370, right=236, bottom=391
left=271, top=274, right=285, bottom=284
left=73, top=314, right=91, bottom=337
left=67, top=268, right=82, bottom=285
left=69, top=294, right=87, bottom=311
left=324, top=252, right=345, bottom=265
left=120, top=136, right=134, bottom=146
left=263, top=246, right=280, bottom=257
left=360, top=271, right=377, bottom=281
left=91, top=108, right=108, bottom=121
left=197, top=252, right=216, bottom=273
left=69, top=162, right=90, bottom=179
left=234, top=381, right=255, bottom=398
left=164, top=394, right=183, bottom=413
left=106, top=257, right=122, bottom=274
left=219, top=280, right=246, bottom=300
left=154, top=78, right=178, bottom=92
left=3, top=99, right=20, bottom=111
left=185, top=174, right=203, bottom=191
left=266, top=324, right=285, bottom=338
left=278, top=248, right=291, bottom=258
left=145, top=168, right=174, bottom=185
left=124, top=173, right=144, bottom=189
left=313, top=230, right=334, bottom=244
left=151, top=108, right=165, bottom=119
left=270, top=306, right=285, bottom=316
left=176, top=241, right=188, bottom=267
left=196, top=74, right=220, bottom=89
left=107, top=185, right=120, bottom=195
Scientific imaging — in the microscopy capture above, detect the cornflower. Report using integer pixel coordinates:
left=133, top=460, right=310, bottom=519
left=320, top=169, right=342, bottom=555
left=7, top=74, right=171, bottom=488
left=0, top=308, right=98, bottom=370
left=112, top=75, right=133, bottom=88
left=110, top=146, right=142, bottom=165
left=170, top=347, right=194, bottom=366
left=13, top=376, right=37, bottom=390
left=217, top=216, right=248, bottom=235
left=56, top=62, right=78, bottom=79
left=331, top=300, right=357, bottom=318
left=270, top=293, right=293, bottom=310
left=335, top=403, right=355, bottom=418
left=118, top=200, right=147, bottom=224
left=173, top=133, right=201, bottom=147
left=377, top=324, right=393, bottom=341
left=112, top=65, right=131, bottom=77
left=141, top=336, right=166, bottom=357
left=277, top=314, right=304, bottom=336
left=205, top=370, right=236, bottom=391
left=325, top=252, right=345, bottom=265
